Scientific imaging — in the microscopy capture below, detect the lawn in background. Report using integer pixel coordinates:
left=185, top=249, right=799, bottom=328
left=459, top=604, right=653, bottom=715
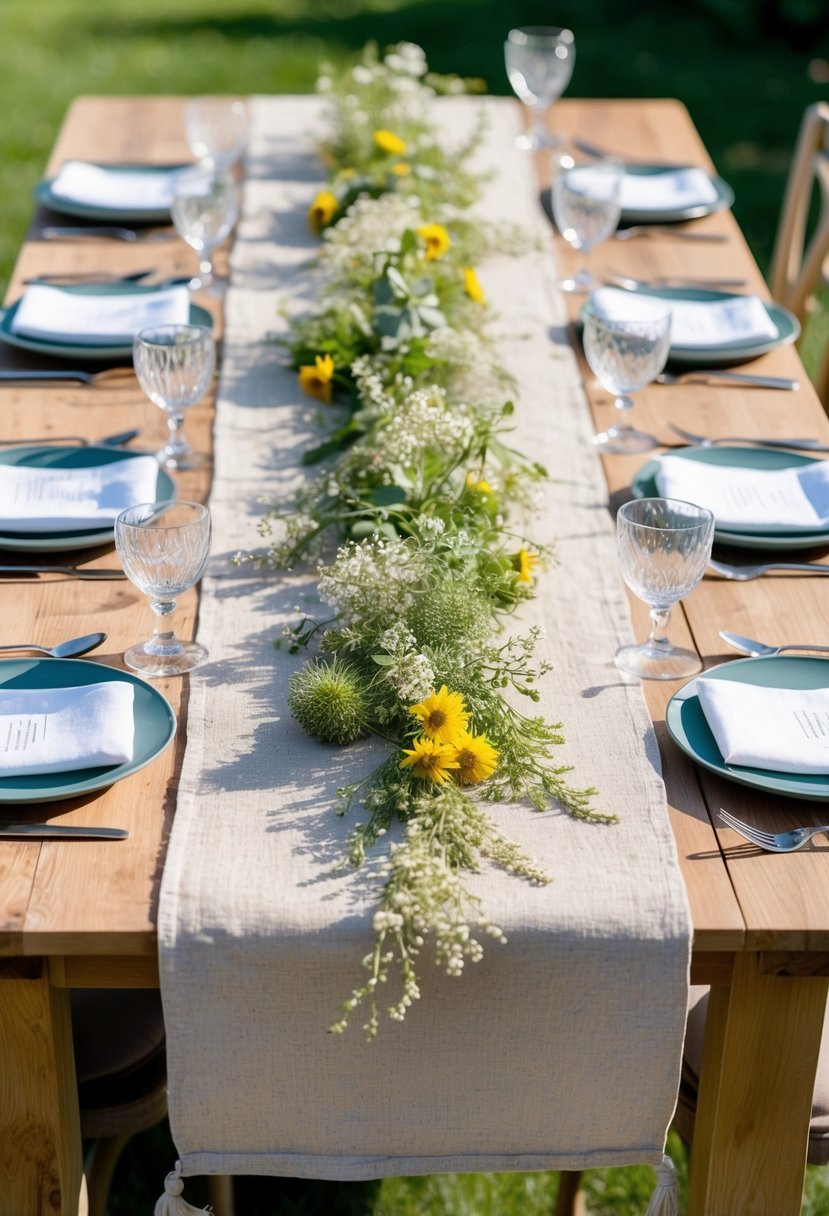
left=6, top=1, right=828, bottom=1211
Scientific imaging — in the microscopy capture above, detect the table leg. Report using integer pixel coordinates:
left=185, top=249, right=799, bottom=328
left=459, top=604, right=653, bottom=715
left=0, top=959, right=82, bottom=1216
left=688, top=952, right=828, bottom=1216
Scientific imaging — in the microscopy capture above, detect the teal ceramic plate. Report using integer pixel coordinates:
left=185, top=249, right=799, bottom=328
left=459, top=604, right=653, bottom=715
left=631, top=445, right=829, bottom=551
left=0, top=658, right=176, bottom=804
left=667, top=656, right=829, bottom=801
left=0, top=445, right=174, bottom=552
left=35, top=163, right=186, bottom=223
left=581, top=288, right=799, bottom=368
left=0, top=282, right=212, bottom=361
left=618, top=164, right=734, bottom=225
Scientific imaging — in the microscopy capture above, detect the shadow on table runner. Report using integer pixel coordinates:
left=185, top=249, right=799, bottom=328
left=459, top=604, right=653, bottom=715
left=156, top=95, right=690, bottom=1188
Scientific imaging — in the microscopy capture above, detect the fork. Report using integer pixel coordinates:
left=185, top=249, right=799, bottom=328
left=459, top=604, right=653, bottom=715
left=0, top=566, right=126, bottom=580
left=708, top=559, right=829, bottom=580
left=661, top=371, right=800, bottom=392
left=40, top=225, right=176, bottom=243
left=613, top=226, right=729, bottom=243
left=0, top=368, right=134, bottom=386
left=605, top=268, right=746, bottom=290
left=668, top=421, right=823, bottom=449
left=717, top=808, right=829, bottom=852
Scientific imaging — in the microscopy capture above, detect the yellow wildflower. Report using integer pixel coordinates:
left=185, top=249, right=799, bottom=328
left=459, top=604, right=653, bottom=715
left=400, top=736, right=461, bottom=784
left=391, top=161, right=411, bottom=176
left=452, top=731, right=499, bottom=785
left=340, top=167, right=357, bottom=179
left=308, top=191, right=338, bottom=232
left=408, top=685, right=470, bottom=745
left=466, top=472, right=492, bottom=495
left=516, top=547, right=539, bottom=585
left=462, top=266, right=486, bottom=305
left=373, top=129, right=407, bottom=156
left=417, top=223, right=452, bottom=261
left=298, top=354, right=335, bottom=403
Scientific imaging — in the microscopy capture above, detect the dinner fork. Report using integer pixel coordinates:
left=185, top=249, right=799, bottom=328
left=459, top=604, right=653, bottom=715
left=668, top=421, right=822, bottom=448
left=708, top=559, right=829, bottom=581
left=0, top=566, right=126, bottom=580
left=0, top=428, right=139, bottom=447
left=40, top=226, right=176, bottom=243
left=613, top=226, right=729, bottom=243
left=0, top=368, right=135, bottom=386
left=605, top=269, right=746, bottom=290
left=661, top=371, right=800, bottom=392
left=717, top=808, right=829, bottom=853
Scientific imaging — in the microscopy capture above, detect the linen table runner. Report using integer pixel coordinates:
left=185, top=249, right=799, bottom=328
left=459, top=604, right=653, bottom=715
left=158, top=96, right=691, bottom=1183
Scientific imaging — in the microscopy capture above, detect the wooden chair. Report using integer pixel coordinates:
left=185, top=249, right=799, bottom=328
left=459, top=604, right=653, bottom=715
left=72, top=989, right=235, bottom=1216
left=769, top=101, right=829, bottom=329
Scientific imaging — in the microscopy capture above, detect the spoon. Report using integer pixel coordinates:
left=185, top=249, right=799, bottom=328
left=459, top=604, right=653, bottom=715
left=719, top=630, right=829, bottom=658
left=0, top=631, right=106, bottom=658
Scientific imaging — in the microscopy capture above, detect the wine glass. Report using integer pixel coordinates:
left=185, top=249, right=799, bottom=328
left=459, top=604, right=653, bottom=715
left=133, top=324, right=215, bottom=470
left=615, top=497, right=714, bottom=680
left=171, top=166, right=239, bottom=295
left=551, top=151, right=623, bottom=293
left=504, top=27, right=575, bottom=151
left=115, top=500, right=212, bottom=678
left=583, top=304, right=671, bottom=453
left=185, top=97, right=248, bottom=170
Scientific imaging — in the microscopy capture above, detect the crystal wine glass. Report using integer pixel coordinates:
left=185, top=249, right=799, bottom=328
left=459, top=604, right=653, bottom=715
left=504, top=27, right=575, bottom=151
left=115, top=500, right=212, bottom=677
left=552, top=151, right=623, bottom=293
left=171, top=166, right=239, bottom=295
left=133, top=324, right=215, bottom=470
left=185, top=97, right=248, bottom=170
left=615, top=497, right=714, bottom=680
left=583, top=304, right=672, bottom=454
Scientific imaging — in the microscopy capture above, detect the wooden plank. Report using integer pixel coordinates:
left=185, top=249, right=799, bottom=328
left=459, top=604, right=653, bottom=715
left=0, top=959, right=82, bottom=1216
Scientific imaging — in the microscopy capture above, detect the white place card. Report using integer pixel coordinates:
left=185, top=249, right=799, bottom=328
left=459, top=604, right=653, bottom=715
left=50, top=161, right=180, bottom=211
left=620, top=167, right=720, bottom=212
left=0, top=456, right=160, bottom=532
left=697, top=678, right=829, bottom=774
left=10, top=284, right=191, bottom=345
left=655, top=455, right=829, bottom=532
left=0, top=682, right=134, bottom=776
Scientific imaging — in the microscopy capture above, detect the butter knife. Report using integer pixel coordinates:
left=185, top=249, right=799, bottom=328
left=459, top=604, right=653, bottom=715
left=0, top=566, right=126, bottom=580
left=0, top=823, right=129, bottom=840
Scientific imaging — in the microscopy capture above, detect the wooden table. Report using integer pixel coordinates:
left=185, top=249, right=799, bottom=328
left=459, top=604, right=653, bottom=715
left=0, top=95, right=827, bottom=1216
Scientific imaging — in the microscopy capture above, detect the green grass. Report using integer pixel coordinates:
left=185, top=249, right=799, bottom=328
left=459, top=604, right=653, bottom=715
left=7, top=2, right=826, bottom=1210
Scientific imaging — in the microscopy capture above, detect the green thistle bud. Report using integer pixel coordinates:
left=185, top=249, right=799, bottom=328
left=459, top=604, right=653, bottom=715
left=288, top=658, right=373, bottom=746
left=406, top=582, right=491, bottom=650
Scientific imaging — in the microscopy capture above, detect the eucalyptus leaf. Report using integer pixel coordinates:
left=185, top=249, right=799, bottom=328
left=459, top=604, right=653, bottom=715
left=370, top=485, right=409, bottom=506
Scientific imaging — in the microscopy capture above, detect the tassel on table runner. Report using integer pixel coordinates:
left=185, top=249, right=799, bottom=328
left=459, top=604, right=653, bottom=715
left=154, top=1167, right=212, bottom=1215
left=645, top=1154, right=679, bottom=1216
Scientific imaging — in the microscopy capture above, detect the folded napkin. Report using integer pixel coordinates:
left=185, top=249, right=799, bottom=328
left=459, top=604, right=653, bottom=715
left=0, top=682, right=134, bottom=777
left=590, top=286, right=777, bottom=348
left=620, top=167, right=720, bottom=212
left=10, top=284, right=191, bottom=345
left=0, top=456, right=160, bottom=532
left=697, top=677, right=829, bottom=773
left=655, top=454, right=829, bottom=532
left=50, top=161, right=180, bottom=211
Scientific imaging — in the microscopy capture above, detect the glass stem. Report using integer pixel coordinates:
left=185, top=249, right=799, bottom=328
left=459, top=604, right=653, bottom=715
left=166, top=411, right=188, bottom=458
left=647, top=606, right=673, bottom=651
left=198, top=252, right=214, bottom=288
left=148, top=598, right=183, bottom=656
left=614, top=393, right=635, bottom=415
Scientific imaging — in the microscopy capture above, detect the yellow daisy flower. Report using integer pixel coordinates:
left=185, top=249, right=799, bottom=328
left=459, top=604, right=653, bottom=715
left=462, top=266, right=486, bottom=305
left=391, top=162, right=411, bottom=176
left=516, top=546, right=539, bottom=585
left=373, top=129, right=408, bottom=156
left=400, top=736, right=461, bottom=784
left=417, top=223, right=452, bottom=261
left=466, top=471, right=492, bottom=495
left=298, top=354, right=335, bottom=403
left=308, top=190, right=338, bottom=232
left=452, top=731, right=499, bottom=785
left=408, top=685, right=470, bottom=745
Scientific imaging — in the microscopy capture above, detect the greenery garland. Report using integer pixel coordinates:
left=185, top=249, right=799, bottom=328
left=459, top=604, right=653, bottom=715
left=244, top=41, right=615, bottom=1039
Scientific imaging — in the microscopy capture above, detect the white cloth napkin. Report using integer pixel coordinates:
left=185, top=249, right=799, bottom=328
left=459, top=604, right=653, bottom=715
left=590, top=286, right=777, bottom=348
left=655, top=454, right=829, bottom=532
left=0, top=682, right=135, bottom=776
left=10, top=284, right=191, bottom=345
left=0, top=456, right=160, bottom=533
left=620, top=167, right=720, bottom=212
left=50, top=161, right=180, bottom=211
left=697, top=677, right=829, bottom=773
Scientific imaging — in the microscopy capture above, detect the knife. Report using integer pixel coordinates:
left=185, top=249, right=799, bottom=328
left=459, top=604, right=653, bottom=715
left=0, top=566, right=126, bottom=580
left=0, top=823, right=129, bottom=839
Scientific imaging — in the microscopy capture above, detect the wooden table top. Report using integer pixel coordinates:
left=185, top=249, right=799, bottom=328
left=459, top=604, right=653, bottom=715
left=0, top=94, right=827, bottom=978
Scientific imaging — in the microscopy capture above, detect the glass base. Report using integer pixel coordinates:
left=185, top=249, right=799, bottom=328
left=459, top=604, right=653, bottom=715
left=614, top=640, right=702, bottom=681
left=188, top=272, right=228, bottom=298
left=592, top=425, right=657, bottom=454
left=157, top=446, right=209, bottom=471
left=124, top=640, right=208, bottom=678
left=516, top=130, right=561, bottom=151
left=558, top=267, right=596, bottom=294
